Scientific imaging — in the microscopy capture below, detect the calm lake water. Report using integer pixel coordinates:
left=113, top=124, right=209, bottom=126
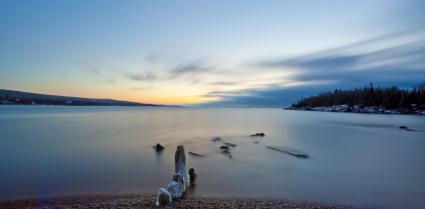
left=0, top=106, right=424, bottom=208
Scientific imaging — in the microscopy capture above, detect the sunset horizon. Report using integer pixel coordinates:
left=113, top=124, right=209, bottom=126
left=1, top=1, right=425, bottom=209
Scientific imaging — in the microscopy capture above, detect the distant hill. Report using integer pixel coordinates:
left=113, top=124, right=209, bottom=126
left=0, top=89, right=165, bottom=107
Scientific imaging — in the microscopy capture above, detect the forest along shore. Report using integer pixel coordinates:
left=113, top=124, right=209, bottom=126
left=286, top=84, right=425, bottom=115
left=0, top=194, right=361, bottom=209
left=285, top=104, right=425, bottom=115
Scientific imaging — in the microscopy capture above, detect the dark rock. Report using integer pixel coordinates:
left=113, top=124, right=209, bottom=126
left=211, top=137, right=223, bottom=142
left=219, top=145, right=230, bottom=150
left=189, top=168, right=197, bottom=182
left=250, top=133, right=265, bottom=137
left=223, top=142, right=237, bottom=147
left=154, top=143, right=165, bottom=152
left=399, top=125, right=416, bottom=131
left=221, top=150, right=232, bottom=159
left=221, top=150, right=231, bottom=154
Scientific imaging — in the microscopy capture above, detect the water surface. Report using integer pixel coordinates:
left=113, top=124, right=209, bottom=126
left=0, top=106, right=424, bottom=209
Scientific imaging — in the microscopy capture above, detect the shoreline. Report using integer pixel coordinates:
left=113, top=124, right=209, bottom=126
left=0, top=193, right=363, bottom=209
left=285, top=105, right=425, bottom=115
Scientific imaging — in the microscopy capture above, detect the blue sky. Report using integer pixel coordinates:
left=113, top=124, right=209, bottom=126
left=0, top=0, right=424, bottom=105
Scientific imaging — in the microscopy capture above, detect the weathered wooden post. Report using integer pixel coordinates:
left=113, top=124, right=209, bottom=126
left=155, top=145, right=188, bottom=206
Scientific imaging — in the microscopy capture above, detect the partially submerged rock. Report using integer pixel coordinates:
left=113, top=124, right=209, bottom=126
left=250, top=133, right=265, bottom=137
left=211, top=137, right=223, bottom=142
left=219, top=145, right=230, bottom=150
left=399, top=125, right=415, bottom=131
left=266, top=146, right=310, bottom=159
left=189, top=168, right=197, bottom=182
left=223, top=142, right=237, bottom=147
left=188, top=151, right=205, bottom=157
left=221, top=150, right=232, bottom=158
left=154, top=143, right=165, bottom=152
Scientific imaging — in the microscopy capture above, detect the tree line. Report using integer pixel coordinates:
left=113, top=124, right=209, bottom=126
left=292, top=83, right=425, bottom=109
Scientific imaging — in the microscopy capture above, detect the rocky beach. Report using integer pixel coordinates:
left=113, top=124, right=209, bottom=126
left=0, top=194, right=362, bottom=209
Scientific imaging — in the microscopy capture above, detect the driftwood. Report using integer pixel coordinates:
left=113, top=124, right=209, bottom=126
left=155, top=145, right=189, bottom=206
left=188, top=151, right=205, bottom=157
left=266, top=146, right=310, bottom=159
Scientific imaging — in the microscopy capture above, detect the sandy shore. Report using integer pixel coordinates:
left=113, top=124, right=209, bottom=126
left=0, top=193, right=363, bottom=209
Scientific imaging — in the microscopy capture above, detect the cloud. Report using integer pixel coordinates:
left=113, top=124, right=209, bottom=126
left=126, top=72, right=157, bottom=81
left=200, top=30, right=425, bottom=106
left=261, top=39, right=425, bottom=87
left=208, top=81, right=240, bottom=86
left=169, top=61, right=212, bottom=78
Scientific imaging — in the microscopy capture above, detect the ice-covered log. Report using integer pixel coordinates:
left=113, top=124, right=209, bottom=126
left=155, top=145, right=188, bottom=207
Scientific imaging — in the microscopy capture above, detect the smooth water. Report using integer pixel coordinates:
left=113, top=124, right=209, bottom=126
left=0, top=106, right=424, bottom=209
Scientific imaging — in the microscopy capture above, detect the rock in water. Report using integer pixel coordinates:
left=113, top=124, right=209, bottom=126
left=154, top=143, right=164, bottom=152
left=223, top=142, right=237, bottom=147
left=399, top=126, right=408, bottom=129
left=250, top=133, right=265, bottom=137
left=219, top=145, right=230, bottom=150
left=189, top=168, right=196, bottom=182
left=211, top=137, right=223, bottom=142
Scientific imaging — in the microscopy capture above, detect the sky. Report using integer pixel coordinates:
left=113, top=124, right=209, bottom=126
left=0, top=0, right=424, bottom=106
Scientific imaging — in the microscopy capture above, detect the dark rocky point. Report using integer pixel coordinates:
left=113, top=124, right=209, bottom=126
left=399, top=126, right=408, bottom=129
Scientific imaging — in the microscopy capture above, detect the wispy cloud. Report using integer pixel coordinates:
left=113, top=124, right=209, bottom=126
left=125, top=72, right=157, bottom=81
left=169, top=61, right=212, bottom=78
left=200, top=30, right=425, bottom=106
left=208, top=81, right=240, bottom=86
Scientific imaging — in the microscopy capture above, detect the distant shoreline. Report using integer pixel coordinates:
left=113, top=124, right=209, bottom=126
left=285, top=105, right=425, bottom=115
left=0, top=103, right=180, bottom=107
left=0, top=89, right=174, bottom=107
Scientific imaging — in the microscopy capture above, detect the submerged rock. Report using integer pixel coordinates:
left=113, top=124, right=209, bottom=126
left=399, top=125, right=416, bottom=131
left=221, top=150, right=232, bottom=158
left=250, top=133, right=265, bottom=137
left=211, top=137, right=223, bottom=142
left=189, top=168, right=197, bottom=182
left=223, top=142, right=237, bottom=147
left=219, top=145, right=230, bottom=150
left=154, top=143, right=165, bottom=152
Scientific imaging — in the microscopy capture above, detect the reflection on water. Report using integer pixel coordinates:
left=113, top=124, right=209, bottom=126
left=0, top=106, right=424, bottom=209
